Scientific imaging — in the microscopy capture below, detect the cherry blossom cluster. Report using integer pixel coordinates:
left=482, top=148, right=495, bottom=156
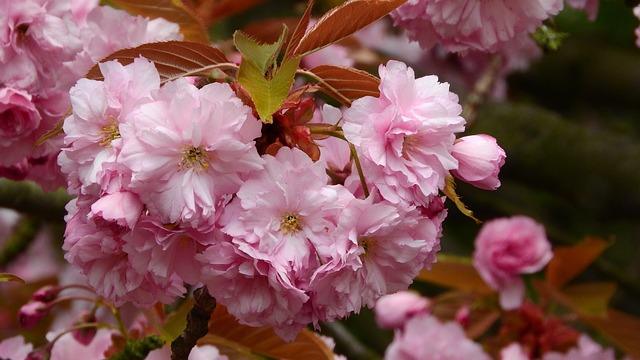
left=58, top=55, right=506, bottom=340
left=0, top=0, right=181, bottom=189
left=374, top=291, right=616, bottom=360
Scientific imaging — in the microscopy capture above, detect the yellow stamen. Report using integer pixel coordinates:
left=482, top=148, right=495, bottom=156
left=99, top=119, right=120, bottom=147
left=280, top=213, right=303, bottom=234
left=178, top=145, right=210, bottom=172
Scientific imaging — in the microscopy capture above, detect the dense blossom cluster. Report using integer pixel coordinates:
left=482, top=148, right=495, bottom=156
left=391, top=0, right=564, bottom=54
left=57, top=58, right=488, bottom=340
left=0, top=0, right=181, bottom=189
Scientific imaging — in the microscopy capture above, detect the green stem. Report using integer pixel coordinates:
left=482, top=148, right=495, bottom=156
left=0, top=216, right=41, bottom=267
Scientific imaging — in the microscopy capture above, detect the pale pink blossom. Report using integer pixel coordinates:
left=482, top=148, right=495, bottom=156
left=473, top=216, right=553, bottom=310
left=0, top=336, right=33, bottom=360
left=635, top=5, right=640, bottom=48
left=48, top=328, right=115, bottom=360
left=342, top=60, right=465, bottom=206
left=119, top=78, right=263, bottom=231
left=203, top=147, right=353, bottom=339
left=385, top=314, right=491, bottom=360
left=391, top=0, right=563, bottom=54
left=58, top=57, right=161, bottom=195
left=451, top=134, right=506, bottom=190
left=500, top=343, right=529, bottom=360
left=566, top=0, right=599, bottom=21
left=542, top=334, right=616, bottom=360
left=374, top=291, right=430, bottom=329
left=310, top=195, right=442, bottom=322
left=89, top=191, right=144, bottom=228
left=63, top=197, right=186, bottom=307
left=302, top=43, right=354, bottom=68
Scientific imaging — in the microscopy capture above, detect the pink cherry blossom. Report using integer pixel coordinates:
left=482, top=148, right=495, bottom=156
left=391, top=0, right=563, bottom=54
left=635, top=5, right=640, bottom=48
left=374, top=291, right=430, bottom=329
left=451, top=134, right=506, bottom=190
left=541, top=334, right=615, bottom=360
left=119, top=78, right=263, bottom=231
left=342, top=60, right=465, bottom=206
left=472, top=216, right=553, bottom=310
left=310, top=194, right=442, bottom=322
left=566, top=0, right=599, bottom=21
left=48, top=328, right=115, bottom=360
left=0, top=87, right=43, bottom=166
left=0, top=336, right=33, bottom=360
left=58, top=57, right=161, bottom=195
left=63, top=197, right=186, bottom=307
left=385, top=313, right=491, bottom=360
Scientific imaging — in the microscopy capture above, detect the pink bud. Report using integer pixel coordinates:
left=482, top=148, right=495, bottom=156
left=32, top=285, right=60, bottom=303
left=455, top=305, right=471, bottom=328
left=374, top=291, right=430, bottom=329
left=451, top=134, right=506, bottom=190
left=72, top=311, right=98, bottom=346
left=18, top=301, right=49, bottom=329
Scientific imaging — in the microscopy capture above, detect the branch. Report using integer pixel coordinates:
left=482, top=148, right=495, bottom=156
left=171, top=287, right=216, bottom=360
left=0, top=180, right=71, bottom=222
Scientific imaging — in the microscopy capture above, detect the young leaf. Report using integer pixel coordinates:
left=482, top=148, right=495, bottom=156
left=562, top=282, right=617, bottom=317
left=0, top=273, right=25, bottom=284
left=545, top=237, right=611, bottom=288
left=415, top=254, right=493, bottom=294
left=305, top=65, right=380, bottom=105
left=233, top=28, right=288, bottom=74
left=203, top=305, right=334, bottom=359
left=582, top=309, right=640, bottom=359
left=284, top=0, right=315, bottom=60
left=291, top=0, right=407, bottom=57
left=237, top=56, right=300, bottom=123
left=443, top=177, right=482, bottom=224
left=109, top=0, right=209, bottom=43
left=84, top=41, right=233, bottom=83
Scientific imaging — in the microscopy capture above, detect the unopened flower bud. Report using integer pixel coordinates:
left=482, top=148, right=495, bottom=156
left=32, top=285, right=60, bottom=303
left=18, top=301, right=49, bottom=329
left=455, top=305, right=471, bottom=328
left=451, top=134, right=506, bottom=190
left=374, top=291, right=430, bottom=329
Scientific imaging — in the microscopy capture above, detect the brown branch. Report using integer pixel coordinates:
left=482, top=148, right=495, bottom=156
left=170, top=287, right=216, bottom=360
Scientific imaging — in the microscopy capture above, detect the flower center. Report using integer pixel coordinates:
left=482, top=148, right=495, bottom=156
left=16, top=24, right=29, bottom=41
left=402, top=135, right=420, bottom=159
left=99, top=119, right=120, bottom=147
left=179, top=145, right=210, bottom=172
left=280, top=212, right=303, bottom=234
left=358, top=236, right=378, bottom=257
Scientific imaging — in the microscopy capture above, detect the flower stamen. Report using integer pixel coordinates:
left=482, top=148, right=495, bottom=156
left=179, top=145, right=210, bottom=172
left=99, top=118, right=120, bottom=147
left=280, top=213, right=303, bottom=234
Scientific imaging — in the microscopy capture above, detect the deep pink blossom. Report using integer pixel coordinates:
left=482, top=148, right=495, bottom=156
left=119, top=78, right=264, bottom=231
left=451, top=134, right=506, bottom=190
left=473, top=216, right=553, bottom=310
left=374, top=291, right=430, bottom=329
left=385, top=314, right=491, bottom=360
left=391, top=0, right=563, bottom=54
left=0, top=87, right=42, bottom=166
left=343, top=60, right=465, bottom=206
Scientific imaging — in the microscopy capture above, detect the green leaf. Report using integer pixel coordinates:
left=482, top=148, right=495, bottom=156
left=0, top=273, right=25, bottom=284
left=238, top=56, right=300, bottom=123
left=443, top=177, right=482, bottom=224
left=563, top=282, right=617, bottom=317
left=233, top=28, right=288, bottom=74
left=107, top=335, right=165, bottom=360
left=157, top=299, right=193, bottom=342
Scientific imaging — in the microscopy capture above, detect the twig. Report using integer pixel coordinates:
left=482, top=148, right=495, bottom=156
left=171, top=287, right=216, bottom=360
left=322, top=321, right=382, bottom=360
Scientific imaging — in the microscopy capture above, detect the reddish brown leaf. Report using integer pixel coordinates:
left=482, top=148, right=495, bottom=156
left=291, top=0, right=407, bottom=57
left=582, top=309, right=640, bottom=359
left=431, top=291, right=500, bottom=339
left=284, top=0, right=315, bottom=60
left=192, top=0, right=266, bottom=24
left=110, top=0, right=209, bottom=43
left=545, top=237, right=610, bottom=288
left=203, top=305, right=334, bottom=359
left=415, top=254, right=493, bottom=295
left=85, top=41, right=232, bottom=83
left=305, top=65, right=380, bottom=105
